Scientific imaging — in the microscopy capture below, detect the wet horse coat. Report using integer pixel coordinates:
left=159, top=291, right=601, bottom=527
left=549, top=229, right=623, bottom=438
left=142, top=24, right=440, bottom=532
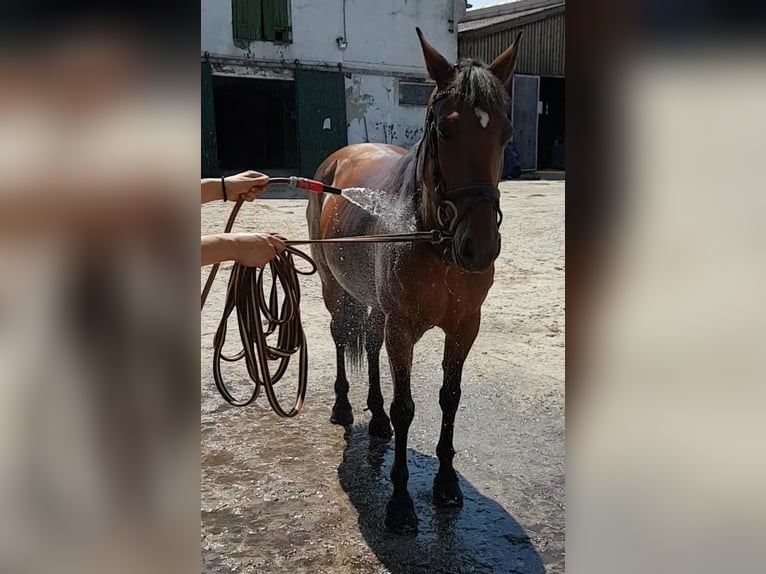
left=306, top=29, right=522, bottom=533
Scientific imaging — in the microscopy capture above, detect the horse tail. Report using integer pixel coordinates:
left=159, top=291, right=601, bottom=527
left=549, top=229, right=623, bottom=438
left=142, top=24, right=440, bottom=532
left=307, top=157, right=339, bottom=240
left=306, top=187, right=323, bottom=241
left=341, top=297, right=367, bottom=372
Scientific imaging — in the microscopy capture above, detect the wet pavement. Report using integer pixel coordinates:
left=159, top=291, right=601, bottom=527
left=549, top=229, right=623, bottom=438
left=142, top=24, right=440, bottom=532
left=201, top=181, right=565, bottom=573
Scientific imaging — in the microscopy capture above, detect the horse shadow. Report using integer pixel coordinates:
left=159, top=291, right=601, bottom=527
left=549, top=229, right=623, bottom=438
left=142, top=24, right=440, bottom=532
left=338, top=424, right=545, bottom=574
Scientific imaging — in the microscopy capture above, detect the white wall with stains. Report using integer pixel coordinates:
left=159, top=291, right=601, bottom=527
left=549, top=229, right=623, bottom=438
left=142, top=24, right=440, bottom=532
left=202, top=0, right=464, bottom=75
left=202, top=0, right=465, bottom=152
left=345, top=74, right=427, bottom=148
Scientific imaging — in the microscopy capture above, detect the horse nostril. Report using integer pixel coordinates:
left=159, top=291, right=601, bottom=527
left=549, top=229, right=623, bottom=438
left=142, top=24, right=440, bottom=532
left=461, top=238, right=475, bottom=262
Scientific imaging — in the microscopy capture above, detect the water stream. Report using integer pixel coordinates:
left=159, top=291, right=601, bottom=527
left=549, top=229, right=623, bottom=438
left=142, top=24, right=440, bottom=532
left=339, top=187, right=416, bottom=232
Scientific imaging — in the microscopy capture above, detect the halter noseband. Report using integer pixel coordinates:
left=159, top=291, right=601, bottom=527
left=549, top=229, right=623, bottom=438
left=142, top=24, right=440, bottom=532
left=415, top=90, right=503, bottom=265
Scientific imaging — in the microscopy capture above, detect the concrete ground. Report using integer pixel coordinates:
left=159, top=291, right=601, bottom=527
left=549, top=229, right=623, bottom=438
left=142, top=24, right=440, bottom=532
left=201, top=180, right=565, bottom=573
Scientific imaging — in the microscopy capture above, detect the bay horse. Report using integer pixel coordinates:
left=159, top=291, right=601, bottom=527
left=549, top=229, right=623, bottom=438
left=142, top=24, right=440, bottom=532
left=307, top=28, right=521, bottom=534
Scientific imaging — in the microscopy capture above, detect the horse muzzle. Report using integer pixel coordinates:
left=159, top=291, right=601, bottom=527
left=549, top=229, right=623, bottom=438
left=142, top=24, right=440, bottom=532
left=447, top=236, right=499, bottom=273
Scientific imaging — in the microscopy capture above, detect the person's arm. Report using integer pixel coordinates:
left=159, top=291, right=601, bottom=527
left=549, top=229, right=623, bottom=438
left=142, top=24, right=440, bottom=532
left=201, top=179, right=226, bottom=204
left=201, top=171, right=269, bottom=204
left=201, top=233, right=286, bottom=267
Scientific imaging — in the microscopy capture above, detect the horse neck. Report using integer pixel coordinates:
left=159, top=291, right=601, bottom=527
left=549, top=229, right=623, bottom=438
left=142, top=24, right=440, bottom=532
left=397, top=138, right=439, bottom=231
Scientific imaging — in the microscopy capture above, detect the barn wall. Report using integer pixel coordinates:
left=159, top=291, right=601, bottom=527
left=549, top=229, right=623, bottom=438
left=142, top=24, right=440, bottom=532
left=459, top=11, right=565, bottom=77
left=202, top=0, right=464, bottom=76
left=202, top=0, right=463, bottom=171
left=345, top=74, right=427, bottom=148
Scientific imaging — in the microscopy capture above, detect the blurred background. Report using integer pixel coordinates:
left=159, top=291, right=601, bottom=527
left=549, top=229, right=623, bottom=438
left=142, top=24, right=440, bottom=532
left=0, top=2, right=199, bottom=573
left=568, top=1, right=766, bottom=573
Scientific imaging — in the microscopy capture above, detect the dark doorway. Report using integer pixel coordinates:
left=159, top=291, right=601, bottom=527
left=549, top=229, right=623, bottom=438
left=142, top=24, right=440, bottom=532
left=212, top=76, right=298, bottom=173
left=511, top=74, right=540, bottom=171
left=537, top=76, right=565, bottom=170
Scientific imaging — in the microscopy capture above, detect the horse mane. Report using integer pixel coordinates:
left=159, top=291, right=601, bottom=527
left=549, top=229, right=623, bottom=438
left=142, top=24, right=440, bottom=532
left=450, top=58, right=509, bottom=112
left=381, top=59, right=508, bottom=212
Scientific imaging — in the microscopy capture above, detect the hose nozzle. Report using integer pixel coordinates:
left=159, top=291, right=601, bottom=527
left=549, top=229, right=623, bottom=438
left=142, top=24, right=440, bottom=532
left=287, top=177, right=342, bottom=195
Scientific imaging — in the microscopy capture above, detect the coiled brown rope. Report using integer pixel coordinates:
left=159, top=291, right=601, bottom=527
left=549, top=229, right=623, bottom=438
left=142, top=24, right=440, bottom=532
left=202, top=195, right=448, bottom=417
left=211, top=246, right=315, bottom=415
left=202, top=199, right=312, bottom=416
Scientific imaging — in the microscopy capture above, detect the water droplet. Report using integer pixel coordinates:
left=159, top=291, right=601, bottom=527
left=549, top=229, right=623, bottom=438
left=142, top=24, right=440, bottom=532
left=340, top=187, right=416, bottom=232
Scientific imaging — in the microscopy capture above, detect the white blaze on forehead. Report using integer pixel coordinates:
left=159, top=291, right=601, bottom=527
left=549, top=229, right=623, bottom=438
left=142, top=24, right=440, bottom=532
left=474, top=107, right=489, bottom=128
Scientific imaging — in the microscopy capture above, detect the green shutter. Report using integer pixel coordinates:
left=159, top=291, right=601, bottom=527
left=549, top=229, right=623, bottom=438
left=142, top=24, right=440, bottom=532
left=201, top=60, right=218, bottom=177
left=232, top=0, right=262, bottom=42
left=263, top=0, right=290, bottom=43
left=295, top=69, right=347, bottom=177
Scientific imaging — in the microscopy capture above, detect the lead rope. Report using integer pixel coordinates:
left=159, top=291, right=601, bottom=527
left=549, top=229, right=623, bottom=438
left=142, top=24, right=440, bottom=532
left=202, top=197, right=446, bottom=417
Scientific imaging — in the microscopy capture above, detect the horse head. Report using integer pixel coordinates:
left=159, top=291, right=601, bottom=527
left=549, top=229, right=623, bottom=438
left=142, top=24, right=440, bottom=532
left=415, top=28, right=522, bottom=273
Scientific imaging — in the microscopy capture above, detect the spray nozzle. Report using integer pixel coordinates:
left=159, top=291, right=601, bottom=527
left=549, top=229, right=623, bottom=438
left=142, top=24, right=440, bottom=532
left=286, top=177, right=342, bottom=195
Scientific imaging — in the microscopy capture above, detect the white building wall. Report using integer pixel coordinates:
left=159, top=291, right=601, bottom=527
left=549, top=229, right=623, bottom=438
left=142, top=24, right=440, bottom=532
left=341, top=0, right=461, bottom=73
left=345, top=74, right=426, bottom=148
left=202, top=0, right=465, bottom=151
left=202, top=0, right=464, bottom=75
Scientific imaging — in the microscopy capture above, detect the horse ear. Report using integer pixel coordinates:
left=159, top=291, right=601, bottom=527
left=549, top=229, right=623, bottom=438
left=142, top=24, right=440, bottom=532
left=416, top=27, right=454, bottom=90
left=489, top=32, right=523, bottom=86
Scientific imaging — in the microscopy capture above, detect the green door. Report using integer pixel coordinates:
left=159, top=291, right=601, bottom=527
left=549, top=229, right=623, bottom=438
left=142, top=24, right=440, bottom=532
left=295, top=69, right=347, bottom=177
left=201, top=60, right=218, bottom=177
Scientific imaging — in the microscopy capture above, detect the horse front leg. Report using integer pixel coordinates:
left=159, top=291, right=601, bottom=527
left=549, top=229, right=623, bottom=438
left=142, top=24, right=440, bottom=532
left=433, top=312, right=481, bottom=507
left=384, top=314, right=418, bottom=533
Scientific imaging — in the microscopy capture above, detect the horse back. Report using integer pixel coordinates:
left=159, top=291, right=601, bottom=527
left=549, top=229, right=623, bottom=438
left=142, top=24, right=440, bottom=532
left=316, top=143, right=406, bottom=189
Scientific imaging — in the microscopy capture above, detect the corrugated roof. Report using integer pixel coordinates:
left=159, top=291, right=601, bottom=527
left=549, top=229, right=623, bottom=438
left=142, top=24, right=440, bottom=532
left=459, top=3, right=564, bottom=33
left=463, top=0, right=562, bottom=22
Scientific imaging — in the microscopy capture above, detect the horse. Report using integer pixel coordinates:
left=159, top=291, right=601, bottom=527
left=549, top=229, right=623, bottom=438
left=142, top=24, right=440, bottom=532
left=306, top=28, right=521, bottom=534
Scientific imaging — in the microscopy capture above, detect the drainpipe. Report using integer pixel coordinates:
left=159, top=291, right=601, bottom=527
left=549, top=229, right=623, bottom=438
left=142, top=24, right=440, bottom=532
left=336, top=0, right=348, bottom=63
left=342, top=0, right=347, bottom=41
left=449, top=1, right=468, bottom=35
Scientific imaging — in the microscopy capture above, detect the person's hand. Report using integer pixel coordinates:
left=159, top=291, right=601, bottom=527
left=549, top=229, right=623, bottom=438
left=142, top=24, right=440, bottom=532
left=232, top=233, right=286, bottom=267
left=225, top=170, right=269, bottom=201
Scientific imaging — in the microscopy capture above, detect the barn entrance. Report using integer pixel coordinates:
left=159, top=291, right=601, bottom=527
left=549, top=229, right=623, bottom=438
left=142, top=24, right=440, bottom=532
left=537, top=77, right=565, bottom=171
left=212, top=76, right=299, bottom=173
left=511, top=74, right=540, bottom=172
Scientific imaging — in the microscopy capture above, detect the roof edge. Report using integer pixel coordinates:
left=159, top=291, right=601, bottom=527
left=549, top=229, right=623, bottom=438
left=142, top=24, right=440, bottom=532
left=462, top=0, right=564, bottom=23
left=459, top=3, right=564, bottom=35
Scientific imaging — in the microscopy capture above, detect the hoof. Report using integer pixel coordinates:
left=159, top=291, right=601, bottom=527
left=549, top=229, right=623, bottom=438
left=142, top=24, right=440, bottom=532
left=330, top=403, right=353, bottom=426
left=368, top=415, right=393, bottom=439
left=433, top=473, right=464, bottom=507
left=385, top=495, right=419, bottom=534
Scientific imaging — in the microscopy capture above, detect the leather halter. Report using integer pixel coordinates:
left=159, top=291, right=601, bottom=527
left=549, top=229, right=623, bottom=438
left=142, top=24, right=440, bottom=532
left=414, top=90, right=503, bottom=265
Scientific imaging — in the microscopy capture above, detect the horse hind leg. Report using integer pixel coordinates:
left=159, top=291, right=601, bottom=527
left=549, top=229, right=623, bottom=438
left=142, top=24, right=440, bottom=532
left=328, top=290, right=367, bottom=427
left=365, top=308, right=392, bottom=439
